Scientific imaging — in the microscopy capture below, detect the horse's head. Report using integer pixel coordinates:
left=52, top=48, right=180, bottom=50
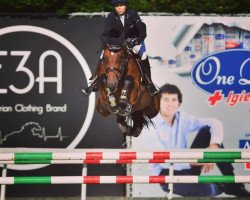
left=103, top=43, right=130, bottom=92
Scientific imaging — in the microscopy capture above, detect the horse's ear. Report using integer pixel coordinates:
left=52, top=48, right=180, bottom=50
left=104, top=44, right=109, bottom=51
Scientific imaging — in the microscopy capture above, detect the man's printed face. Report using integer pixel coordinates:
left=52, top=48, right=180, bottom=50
left=160, top=93, right=180, bottom=118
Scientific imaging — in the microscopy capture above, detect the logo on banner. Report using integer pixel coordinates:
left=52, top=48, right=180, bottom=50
left=191, top=49, right=250, bottom=106
left=0, top=25, right=95, bottom=170
left=239, top=139, right=250, bottom=170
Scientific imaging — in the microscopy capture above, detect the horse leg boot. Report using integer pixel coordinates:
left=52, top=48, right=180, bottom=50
left=80, top=60, right=103, bottom=96
left=140, top=58, right=159, bottom=96
left=118, top=76, right=134, bottom=115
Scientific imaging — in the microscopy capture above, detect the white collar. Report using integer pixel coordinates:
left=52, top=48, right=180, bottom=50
left=119, top=14, right=125, bottom=26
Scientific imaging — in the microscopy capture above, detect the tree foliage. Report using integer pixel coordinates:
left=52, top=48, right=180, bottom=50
left=0, top=0, right=249, bottom=14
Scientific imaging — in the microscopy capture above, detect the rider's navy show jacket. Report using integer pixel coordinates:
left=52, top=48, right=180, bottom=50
left=100, top=8, right=147, bottom=46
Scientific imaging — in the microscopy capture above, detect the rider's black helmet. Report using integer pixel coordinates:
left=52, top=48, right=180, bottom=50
left=111, top=0, right=128, bottom=5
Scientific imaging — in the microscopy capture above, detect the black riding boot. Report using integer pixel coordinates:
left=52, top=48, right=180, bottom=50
left=81, top=59, right=103, bottom=96
left=141, top=58, right=159, bottom=96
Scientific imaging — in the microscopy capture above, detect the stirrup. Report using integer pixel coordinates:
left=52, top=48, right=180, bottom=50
left=80, top=75, right=101, bottom=96
left=80, top=86, right=92, bottom=96
left=80, top=83, right=99, bottom=96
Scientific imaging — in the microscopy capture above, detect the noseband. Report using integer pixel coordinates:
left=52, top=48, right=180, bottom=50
left=106, top=66, right=123, bottom=80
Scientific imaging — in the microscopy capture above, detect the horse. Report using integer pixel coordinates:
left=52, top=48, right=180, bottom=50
left=95, top=42, right=160, bottom=137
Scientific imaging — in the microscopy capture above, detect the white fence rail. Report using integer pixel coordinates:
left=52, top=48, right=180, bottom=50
left=0, top=148, right=249, bottom=200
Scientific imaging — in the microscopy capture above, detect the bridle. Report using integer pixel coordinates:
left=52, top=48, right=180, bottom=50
left=103, top=45, right=131, bottom=82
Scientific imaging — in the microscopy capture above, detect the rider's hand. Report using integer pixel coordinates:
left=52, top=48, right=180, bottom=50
left=127, top=38, right=139, bottom=48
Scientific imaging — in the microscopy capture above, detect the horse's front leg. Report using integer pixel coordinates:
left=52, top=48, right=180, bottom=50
left=100, top=76, right=121, bottom=114
left=118, top=75, right=134, bottom=116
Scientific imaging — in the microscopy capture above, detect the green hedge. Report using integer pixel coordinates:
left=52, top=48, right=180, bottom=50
left=0, top=0, right=249, bottom=14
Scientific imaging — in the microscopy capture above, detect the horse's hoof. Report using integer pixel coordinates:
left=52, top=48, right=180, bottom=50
left=132, top=128, right=142, bottom=137
left=117, top=123, right=127, bottom=133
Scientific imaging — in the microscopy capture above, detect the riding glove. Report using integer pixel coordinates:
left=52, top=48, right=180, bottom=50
left=127, top=38, right=139, bottom=48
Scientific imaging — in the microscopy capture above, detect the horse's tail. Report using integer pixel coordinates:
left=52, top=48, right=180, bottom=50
left=130, top=111, right=154, bottom=137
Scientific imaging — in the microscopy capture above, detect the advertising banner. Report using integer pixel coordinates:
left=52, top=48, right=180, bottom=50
left=132, top=15, right=250, bottom=198
left=1, top=14, right=250, bottom=198
left=0, top=15, right=125, bottom=197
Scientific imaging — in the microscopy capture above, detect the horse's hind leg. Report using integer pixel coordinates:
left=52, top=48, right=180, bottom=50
left=117, top=116, right=126, bottom=131
left=117, top=116, right=131, bottom=135
left=129, top=111, right=144, bottom=137
left=116, top=115, right=141, bottom=137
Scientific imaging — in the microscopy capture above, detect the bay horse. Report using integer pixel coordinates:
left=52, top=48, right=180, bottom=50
left=95, top=42, right=160, bottom=137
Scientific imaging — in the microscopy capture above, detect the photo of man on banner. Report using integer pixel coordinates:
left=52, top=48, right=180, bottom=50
left=139, top=83, right=250, bottom=197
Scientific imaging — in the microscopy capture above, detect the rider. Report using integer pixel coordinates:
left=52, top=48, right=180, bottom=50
left=81, top=0, right=159, bottom=96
